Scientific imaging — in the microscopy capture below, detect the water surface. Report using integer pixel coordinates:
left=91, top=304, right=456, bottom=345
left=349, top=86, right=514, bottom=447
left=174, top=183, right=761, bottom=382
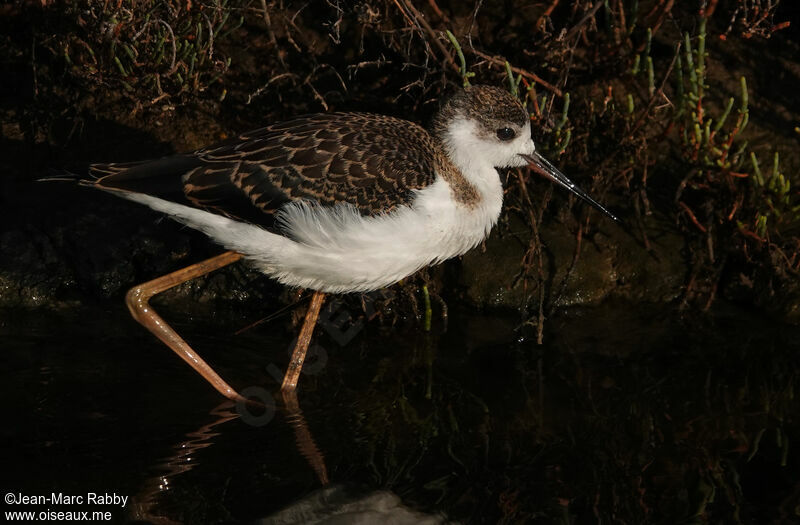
left=2, top=300, right=798, bottom=523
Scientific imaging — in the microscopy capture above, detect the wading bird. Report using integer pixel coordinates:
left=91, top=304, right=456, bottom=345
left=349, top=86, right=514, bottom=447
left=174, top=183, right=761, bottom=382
left=51, top=85, right=618, bottom=402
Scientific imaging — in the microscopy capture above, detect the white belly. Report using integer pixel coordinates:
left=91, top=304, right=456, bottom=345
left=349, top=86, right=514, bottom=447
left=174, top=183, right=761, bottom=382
left=115, top=175, right=502, bottom=293
left=257, top=176, right=502, bottom=292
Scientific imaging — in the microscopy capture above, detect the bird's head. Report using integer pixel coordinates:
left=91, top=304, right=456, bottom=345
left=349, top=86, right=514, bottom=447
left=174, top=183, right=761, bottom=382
left=433, top=85, right=619, bottom=223
left=433, top=85, right=533, bottom=170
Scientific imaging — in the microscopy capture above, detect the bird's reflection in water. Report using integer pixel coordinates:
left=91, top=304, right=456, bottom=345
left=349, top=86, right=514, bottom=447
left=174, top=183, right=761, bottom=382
left=127, top=391, right=363, bottom=523
left=281, top=390, right=329, bottom=485
left=129, top=402, right=240, bottom=524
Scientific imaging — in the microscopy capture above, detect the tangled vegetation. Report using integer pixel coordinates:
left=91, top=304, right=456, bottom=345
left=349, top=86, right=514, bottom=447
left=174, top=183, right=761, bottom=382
left=4, top=0, right=797, bottom=320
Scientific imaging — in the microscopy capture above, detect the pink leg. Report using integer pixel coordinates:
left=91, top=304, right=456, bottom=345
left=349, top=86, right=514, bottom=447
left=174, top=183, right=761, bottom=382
left=126, top=251, right=246, bottom=401
left=281, top=290, right=326, bottom=392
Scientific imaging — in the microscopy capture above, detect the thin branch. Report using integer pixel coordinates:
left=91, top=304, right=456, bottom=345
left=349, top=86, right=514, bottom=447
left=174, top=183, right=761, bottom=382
left=395, top=0, right=457, bottom=72
left=470, top=48, right=562, bottom=96
left=678, top=201, right=707, bottom=233
left=564, top=0, right=604, bottom=41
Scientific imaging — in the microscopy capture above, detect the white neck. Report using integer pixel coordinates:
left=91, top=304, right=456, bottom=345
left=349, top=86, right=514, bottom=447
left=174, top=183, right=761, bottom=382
left=440, top=118, right=504, bottom=209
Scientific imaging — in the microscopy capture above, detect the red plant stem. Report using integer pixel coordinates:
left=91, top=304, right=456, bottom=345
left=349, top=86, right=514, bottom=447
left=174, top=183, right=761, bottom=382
left=678, top=201, right=707, bottom=233
left=772, top=21, right=791, bottom=32
left=471, top=48, right=562, bottom=96
left=427, top=0, right=447, bottom=21
left=702, top=0, right=719, bottom=18
left=536, top=0, right=561, bottom=31
left=727, top=195, right=742, bottom=221
left=738, top=228, right=765, bottom=243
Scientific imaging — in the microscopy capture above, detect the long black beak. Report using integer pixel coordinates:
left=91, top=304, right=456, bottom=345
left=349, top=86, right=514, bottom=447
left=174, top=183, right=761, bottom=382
left=519, top=152, right=620, bottom=223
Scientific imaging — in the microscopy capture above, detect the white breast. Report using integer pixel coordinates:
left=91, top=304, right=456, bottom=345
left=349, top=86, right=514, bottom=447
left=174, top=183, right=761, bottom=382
left=112, top=172, right=503, bottom=294
left=255, top=173, right=502, bottom=292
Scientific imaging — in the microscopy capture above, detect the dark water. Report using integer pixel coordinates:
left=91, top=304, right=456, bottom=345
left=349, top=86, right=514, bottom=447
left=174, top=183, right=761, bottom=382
left=2, top=299, right=799, bottom=523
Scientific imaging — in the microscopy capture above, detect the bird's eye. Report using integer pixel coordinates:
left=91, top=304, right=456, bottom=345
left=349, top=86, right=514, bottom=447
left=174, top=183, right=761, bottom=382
left=496, top=127, right=516, bottom=141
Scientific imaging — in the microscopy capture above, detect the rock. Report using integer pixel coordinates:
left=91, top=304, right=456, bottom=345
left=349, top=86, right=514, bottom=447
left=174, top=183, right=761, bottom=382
left=459, top=211, right=686, bottom=310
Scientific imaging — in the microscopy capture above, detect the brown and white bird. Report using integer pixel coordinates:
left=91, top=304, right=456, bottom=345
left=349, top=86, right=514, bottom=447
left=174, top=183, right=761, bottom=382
left=51, top=85, right=618, bottom=401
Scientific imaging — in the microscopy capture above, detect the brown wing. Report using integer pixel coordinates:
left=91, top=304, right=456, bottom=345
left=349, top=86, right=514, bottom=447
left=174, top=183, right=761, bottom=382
left=91, top=113, right=441, bottom=225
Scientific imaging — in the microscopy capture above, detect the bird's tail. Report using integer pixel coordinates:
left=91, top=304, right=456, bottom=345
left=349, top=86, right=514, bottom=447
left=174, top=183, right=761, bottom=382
left=36, top=169, right=94, bottom=186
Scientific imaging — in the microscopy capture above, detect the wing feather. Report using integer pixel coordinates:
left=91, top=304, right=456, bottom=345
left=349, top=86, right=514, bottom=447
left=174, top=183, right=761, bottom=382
left=91, top=113, right=441, bottom=226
